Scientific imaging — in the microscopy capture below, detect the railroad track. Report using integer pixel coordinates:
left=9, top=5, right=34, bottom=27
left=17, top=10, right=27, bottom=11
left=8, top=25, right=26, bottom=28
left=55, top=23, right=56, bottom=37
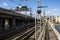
left=0, top=26, right=30, bottom=40
left=13, top=27, right=35, bottom=40
left=0, top=23, right=35, bottom=40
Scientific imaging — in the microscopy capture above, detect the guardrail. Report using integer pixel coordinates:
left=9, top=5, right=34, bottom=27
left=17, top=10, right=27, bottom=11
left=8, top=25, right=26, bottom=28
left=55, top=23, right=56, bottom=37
left=49, top=22, right=60, bottom=40
left=38, top=27, right=45, bottom=40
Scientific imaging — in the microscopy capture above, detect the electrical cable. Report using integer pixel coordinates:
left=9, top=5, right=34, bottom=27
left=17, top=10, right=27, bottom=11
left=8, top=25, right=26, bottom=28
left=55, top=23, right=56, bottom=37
left=9, top=0, right=19, bottom=5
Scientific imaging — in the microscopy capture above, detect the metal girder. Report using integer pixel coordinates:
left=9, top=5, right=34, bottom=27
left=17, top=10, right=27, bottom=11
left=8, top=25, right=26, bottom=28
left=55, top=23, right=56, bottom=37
left=38, top=6, right=47, bottom=8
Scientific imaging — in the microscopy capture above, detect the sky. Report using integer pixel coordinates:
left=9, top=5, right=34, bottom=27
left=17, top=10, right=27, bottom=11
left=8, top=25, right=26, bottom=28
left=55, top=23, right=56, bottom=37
left=0, top=0, right=60, bottom=16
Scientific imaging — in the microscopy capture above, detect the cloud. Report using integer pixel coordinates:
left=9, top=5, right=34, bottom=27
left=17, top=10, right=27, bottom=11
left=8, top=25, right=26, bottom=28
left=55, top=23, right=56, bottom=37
left=45, top=8, right=60, bottom=16
left=0, top=2, right=8, bottom=6
left=46, top=11, right=51, bottom=13
left=46, top=8, right=60, bottom=13
left=52, top=8, right=60, bottom=11
left=3, top=2, right=8, bottom=6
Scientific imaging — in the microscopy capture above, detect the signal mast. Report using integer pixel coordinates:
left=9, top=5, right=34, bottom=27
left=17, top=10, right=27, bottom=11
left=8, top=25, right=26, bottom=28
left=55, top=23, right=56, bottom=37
left=35, top=0, right=47, bottom=40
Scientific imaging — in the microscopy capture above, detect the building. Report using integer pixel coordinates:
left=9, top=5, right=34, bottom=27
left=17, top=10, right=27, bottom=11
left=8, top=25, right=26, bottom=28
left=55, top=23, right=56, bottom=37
left=55, top=16, right=60, bottom=23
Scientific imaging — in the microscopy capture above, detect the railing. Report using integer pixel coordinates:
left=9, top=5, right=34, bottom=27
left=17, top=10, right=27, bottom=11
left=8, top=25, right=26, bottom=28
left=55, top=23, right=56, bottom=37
left=38, top=27, right=45, bottom=40
left=49, top=22, right=60, bottom=40
left=0, top=9, right=25, bottom=17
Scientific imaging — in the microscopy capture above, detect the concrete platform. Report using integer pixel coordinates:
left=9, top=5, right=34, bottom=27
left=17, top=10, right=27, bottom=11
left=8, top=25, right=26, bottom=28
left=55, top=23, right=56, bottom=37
left=45, top=24, right=57, bottom=40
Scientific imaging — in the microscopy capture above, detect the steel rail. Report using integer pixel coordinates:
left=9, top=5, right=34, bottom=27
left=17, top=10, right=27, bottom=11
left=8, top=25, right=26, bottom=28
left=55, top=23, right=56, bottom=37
left=13, top=27, right=35, bottom=40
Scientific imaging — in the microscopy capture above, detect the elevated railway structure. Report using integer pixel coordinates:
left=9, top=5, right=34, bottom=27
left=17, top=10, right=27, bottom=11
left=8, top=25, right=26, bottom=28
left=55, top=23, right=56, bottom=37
left=0, top=7, right=35, bottom=40
left=0, top=7, right=35, bottom=30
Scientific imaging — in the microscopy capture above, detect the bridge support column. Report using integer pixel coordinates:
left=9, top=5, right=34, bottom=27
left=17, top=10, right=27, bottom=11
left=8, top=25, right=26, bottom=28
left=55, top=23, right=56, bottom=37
left=0, top=18, right=2, bottom=30
left=22, top=22, right=25, bottom=27
left=13, top=19, right=16, bottom=27
left=28, top=20, right=29, bottom=24
left=28, top=20, right=29, bottom=29
left=5, top=19, right=9, bottom=30
left=18, top=20, right=20, bottom=27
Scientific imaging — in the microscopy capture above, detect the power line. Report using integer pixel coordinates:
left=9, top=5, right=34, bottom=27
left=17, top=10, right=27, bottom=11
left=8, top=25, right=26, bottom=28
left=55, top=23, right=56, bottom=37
left=9, top=0, right=28, bottom=6
left=9, top=0, right=19, bottom=5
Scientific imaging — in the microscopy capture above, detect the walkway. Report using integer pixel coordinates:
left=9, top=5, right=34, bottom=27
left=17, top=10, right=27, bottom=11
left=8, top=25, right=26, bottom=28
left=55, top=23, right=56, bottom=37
left=45, top=24, right=57, bottom=40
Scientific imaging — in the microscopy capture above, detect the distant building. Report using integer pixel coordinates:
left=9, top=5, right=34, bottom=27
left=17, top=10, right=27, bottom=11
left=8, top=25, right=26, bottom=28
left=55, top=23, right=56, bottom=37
left=55, top=16, right=60, bottom=23
left=49, top=16, right=55, bottom=23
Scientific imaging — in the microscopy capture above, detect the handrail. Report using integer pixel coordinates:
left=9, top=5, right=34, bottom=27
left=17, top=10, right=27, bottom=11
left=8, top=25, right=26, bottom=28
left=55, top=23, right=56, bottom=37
left=49, top=22, right=60, bottom=40
left=38, top=27, right=45, bottom=40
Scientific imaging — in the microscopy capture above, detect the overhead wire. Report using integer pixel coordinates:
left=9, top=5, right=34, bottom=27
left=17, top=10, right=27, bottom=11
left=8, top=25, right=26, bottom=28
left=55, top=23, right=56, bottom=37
left=9, top=0, right=19, bottom=5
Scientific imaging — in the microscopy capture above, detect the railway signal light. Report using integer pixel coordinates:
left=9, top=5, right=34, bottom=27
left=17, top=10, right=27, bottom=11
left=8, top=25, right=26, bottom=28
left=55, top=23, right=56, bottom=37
left=37, top=9, right=41, bottom=14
